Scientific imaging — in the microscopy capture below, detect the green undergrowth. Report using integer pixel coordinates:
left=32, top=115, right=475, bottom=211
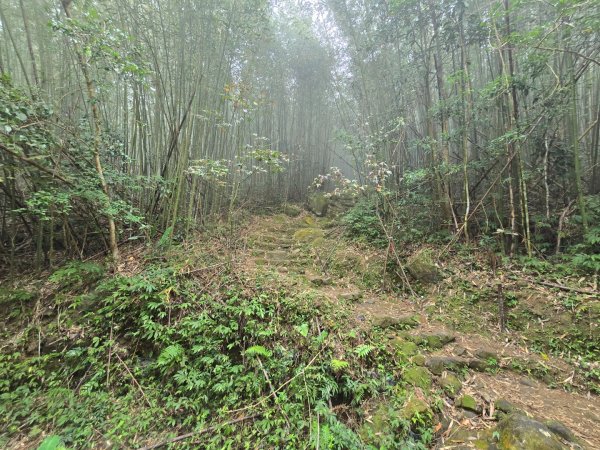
left=0, top=245, right=435, bottom=449
left=424, top=247, right=599, bottom=393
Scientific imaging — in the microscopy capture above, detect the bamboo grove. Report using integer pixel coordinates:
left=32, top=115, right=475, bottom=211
left=0, top=0, right=599, bottom=268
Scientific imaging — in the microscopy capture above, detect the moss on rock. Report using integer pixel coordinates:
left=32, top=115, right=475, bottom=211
left=282, top=204, right=302, bottom=217
left=412, top=354, right=426, bottom=366
left=392, top=339, right=419, bottom=358
left=293, top=228, right=324, bottom=243
left=455, top=395, right=479, bottom=413
left=439, top=373, right=462, bottom=397
left=494, top=414, right=565, bottom=450
left=401, top=397, right=431, bottom=422
left=307, top=193, right=329, bottom=217
left=406, top=249, right=442, bottom=284
left=404, top=366, right=432, bottom=389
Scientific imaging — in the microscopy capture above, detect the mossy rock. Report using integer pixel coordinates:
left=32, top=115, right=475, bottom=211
left=338, top=291, right=363, bottom=302
left=406, top=249, right=442, bottom=284
left=423, top=332, right=455, bottom=349
left=448, top=427, right=490, bottom=450
left=493, top=414, right=566, bottom=450
left=582, top=301, right=600, bottom=318
left=400, top=398, right=431, bottom=422
left=439, top=373, right=462, bottom=398
left=359, top=403, right=396, bottom=445
left=308, top=275, right=331, bottom=286
left=391, top=338, right=418, bottom=358
left=412, top=354, right=426, bottom=366
left=307, top=193, right=329, bottom=217
left=303, top=215, right=317, bottom=226
left=310, top=237, right=327, bottom=248
left=455, top=395, right=479, bottom=413
left=468, top=358, right=496, bottom=372
left=271, top=214, right=289, bottom=224
left=475, top=349, right=498, bottom=360
left=407, top=332, right=454, bottom=349
left=544, top=420, right=579, bottom=445
left=425, top=356, right=468, bottom=375
left=293, top=228, right=324, bottom=243
left=494, top=399, right=518, bottom=415
left=282, top=204, right=302, bottom=217
left=403, top=366, right=432, bottom=390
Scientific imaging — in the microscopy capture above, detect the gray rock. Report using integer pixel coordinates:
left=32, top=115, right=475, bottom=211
left=455, top=394, right=480, bottom=413
left=545, top=420, right=580, bottom=445
left=338, top=291, right=363, bottom=302
left=454, top=346, right=468, bottom=356
left=425, top=356, right=468, bottom=375
left=308, top=275, right=331, bottom=286
left=439, top=373, right=462, bottom=398
left=307, top=193, right=329, bottom=217
left=494, top=398, right=517, bottom=414
left=475, top=349, right=498, bottom=360
left=493, top=414, right=566, bottom=450
left=406, top=249, right=442, bottom=283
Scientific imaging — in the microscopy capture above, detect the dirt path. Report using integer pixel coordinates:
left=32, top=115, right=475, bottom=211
left=239, top=211, right=600, bottom=449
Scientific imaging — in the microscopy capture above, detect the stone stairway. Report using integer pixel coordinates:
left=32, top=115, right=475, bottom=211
left=245, top=214, right=319, bottom=273
left=239, top=209, right=600, bottom=449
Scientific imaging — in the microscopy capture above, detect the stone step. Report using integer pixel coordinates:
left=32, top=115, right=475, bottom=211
left=252, top=241, right=295, bottom=251
left=265, top=250, right=291, bottom=261
left=249, top=234, right=296, bottom=244
left=258, top=258, right=308, bottom=269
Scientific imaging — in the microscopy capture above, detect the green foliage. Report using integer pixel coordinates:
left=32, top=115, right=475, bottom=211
left=22, top=190, right=72, bottom=222
left=156, top=226, right=174, bottom=248
left=342, top=200, right=387, bottom=247
left=37, top=435, right=67, bottom=450
left=187, top=159, right=231, bottom=185
left=567, top=196, right=600, bottom=274
left=244, top=344, right=272, bottom=358
left=330, top=359, right=349, bottom=373
left=0, top=255, right=433, bottom=448
left=0, top=75, right=146, bottom=263
left=49, top=262, right=105, bottom=288
left=353, top=344, right=376, bottom=358
left=51, top=9, right=148, bottom=81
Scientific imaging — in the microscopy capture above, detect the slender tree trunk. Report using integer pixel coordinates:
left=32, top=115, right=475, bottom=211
left=62, top=1, right=119, bottom=264
left=429, top=0, right=453, bottom=229
left=19, top=0, right=39, bottom=87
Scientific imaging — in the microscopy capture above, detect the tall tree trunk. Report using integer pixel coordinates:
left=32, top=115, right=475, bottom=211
left=428, top=0, right=454, bottom=229
left=62, top=1, right=119, bottom=264
left=19, top=0, right=39, bottom=87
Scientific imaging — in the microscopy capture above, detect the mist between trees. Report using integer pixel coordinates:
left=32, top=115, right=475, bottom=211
left=1, top=0, right=599, bottom=269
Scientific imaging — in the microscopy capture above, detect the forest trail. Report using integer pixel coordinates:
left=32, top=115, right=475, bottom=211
left=239, top=211, right=600, bottom=449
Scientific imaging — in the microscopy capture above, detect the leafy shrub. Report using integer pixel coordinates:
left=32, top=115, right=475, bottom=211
left=342, top=200, right=388, bottom=247
left=567, top=196, right=600, bottom=274
left=0, top=256, right=433, bottom=448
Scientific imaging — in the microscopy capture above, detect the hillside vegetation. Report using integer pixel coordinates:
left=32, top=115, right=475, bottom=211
left=0, top=0, right=599, bottom=449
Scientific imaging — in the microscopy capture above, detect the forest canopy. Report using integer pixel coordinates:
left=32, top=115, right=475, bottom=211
left=0, top=0, right=599, bottom=267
